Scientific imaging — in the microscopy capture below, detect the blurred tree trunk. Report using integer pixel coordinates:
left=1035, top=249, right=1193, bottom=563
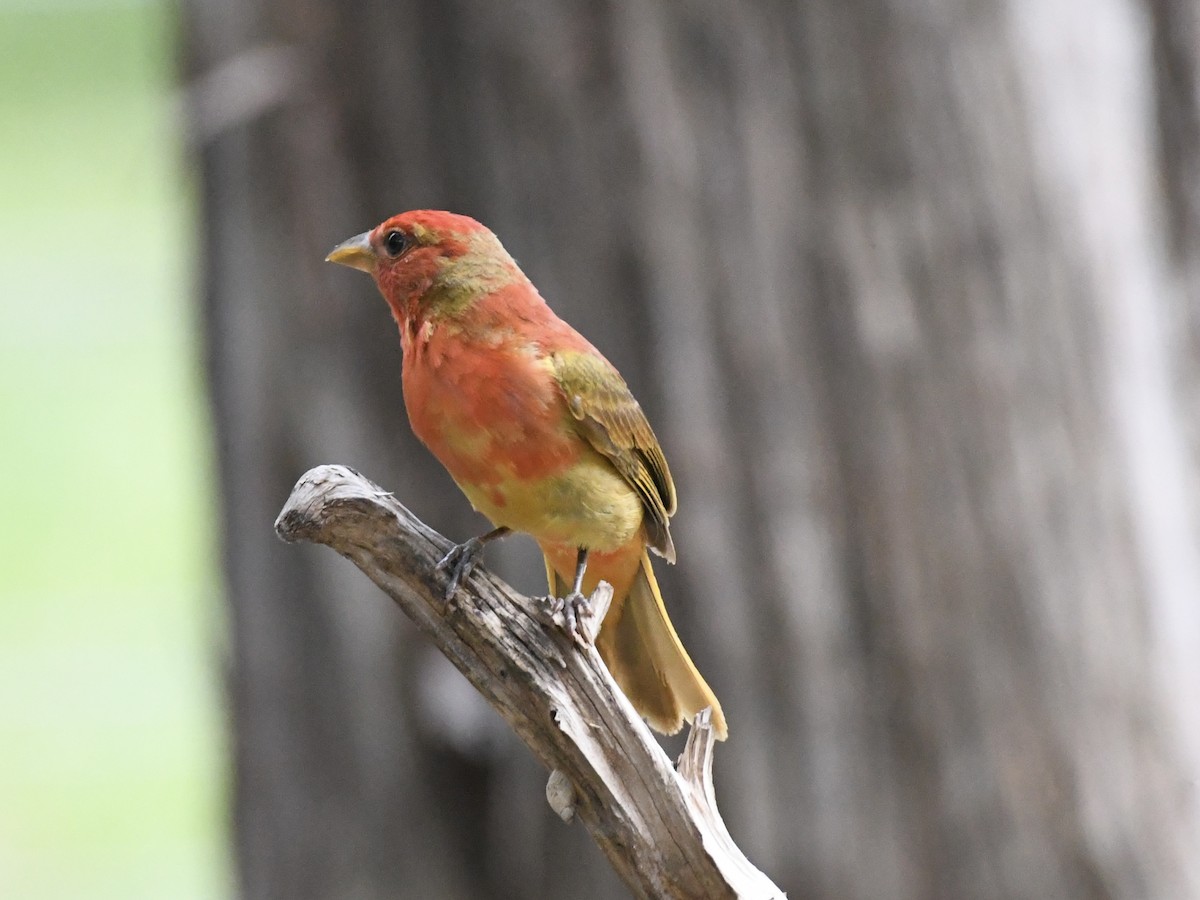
left=184, top=1, right=1200, bottom=898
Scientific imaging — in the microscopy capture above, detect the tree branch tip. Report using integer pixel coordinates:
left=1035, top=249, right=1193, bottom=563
left=678, top=707, right=718, bottom=786
left=274, top=465, right=402, bottom=545
left=588, top=581, right=614, bottom=633
left=274, top=503, right=314, bottom=543
left=545, top=768, right=577, bottom=824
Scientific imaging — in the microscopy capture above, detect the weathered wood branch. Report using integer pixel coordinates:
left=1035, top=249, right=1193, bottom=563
left=275, top=464, right=784, bottom=900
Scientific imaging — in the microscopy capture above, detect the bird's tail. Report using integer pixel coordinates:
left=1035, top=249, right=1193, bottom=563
left=548, top=550, right=727, bottom=740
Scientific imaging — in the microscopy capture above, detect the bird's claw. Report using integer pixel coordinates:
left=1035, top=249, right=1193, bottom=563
left=436, top=537, right=485, bottom=600
left=545, top=591, right=594, bottom=644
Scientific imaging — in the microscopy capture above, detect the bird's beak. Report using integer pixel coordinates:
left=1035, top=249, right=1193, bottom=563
left=325, top=231, right=376, bottom=272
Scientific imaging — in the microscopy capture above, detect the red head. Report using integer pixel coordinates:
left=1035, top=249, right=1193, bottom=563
left=326, top=210, right=522, bottom=323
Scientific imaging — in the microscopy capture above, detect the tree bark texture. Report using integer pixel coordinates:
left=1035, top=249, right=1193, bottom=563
left=184, top=2, right=1200, bottom=898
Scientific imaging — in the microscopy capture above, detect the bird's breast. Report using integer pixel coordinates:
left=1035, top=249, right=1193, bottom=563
left=400, top=324, right=642, bottom=549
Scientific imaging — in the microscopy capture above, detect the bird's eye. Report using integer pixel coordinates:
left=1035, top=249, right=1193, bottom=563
left=384, top=230, right=410, bottom=257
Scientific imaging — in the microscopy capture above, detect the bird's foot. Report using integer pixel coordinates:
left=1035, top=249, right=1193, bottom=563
left=436, top=537, right=487, bottom=600
left=545, top=591, right=594, bottom=645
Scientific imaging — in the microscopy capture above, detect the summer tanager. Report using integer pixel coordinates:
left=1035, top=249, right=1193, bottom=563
left=327, top=210, right=726, bottom=739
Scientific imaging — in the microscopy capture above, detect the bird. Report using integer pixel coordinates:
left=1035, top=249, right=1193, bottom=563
left=326, top=210, right=726, bottom=739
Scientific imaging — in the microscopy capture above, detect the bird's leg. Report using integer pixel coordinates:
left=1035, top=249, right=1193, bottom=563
left=570, top=548, right=589, bottom=596
left=436, top=526, right=511, bottom=600
left=550, top=548, right=592, bottom=642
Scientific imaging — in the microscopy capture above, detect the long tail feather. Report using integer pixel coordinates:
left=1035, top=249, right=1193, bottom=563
left=548, top=551, right=727, bottom=739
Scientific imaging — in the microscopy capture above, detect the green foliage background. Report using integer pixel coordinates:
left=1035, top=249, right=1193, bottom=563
left=0, top=2, right=223, bottom=896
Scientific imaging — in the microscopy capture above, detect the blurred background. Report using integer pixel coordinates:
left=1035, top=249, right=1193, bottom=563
left=4, top=0, right=1200, bottom=898
left=0, top=0, right=223, bottom=898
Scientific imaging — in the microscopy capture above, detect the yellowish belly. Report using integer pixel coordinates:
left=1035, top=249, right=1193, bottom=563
left=456, top=452, right=643, bottom=553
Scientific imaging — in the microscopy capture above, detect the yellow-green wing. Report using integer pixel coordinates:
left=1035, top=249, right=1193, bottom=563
left=551, top=350, right=677, bottom=562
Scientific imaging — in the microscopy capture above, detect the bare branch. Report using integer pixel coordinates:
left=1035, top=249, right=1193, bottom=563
left=275, top=464, right=785, bottom=900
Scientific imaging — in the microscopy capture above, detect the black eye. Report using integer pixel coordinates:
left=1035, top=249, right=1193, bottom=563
left=384, top=230, right=410, bottom=257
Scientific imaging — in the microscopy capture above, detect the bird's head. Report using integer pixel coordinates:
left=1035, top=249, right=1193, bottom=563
left=326, top=210, right=520, bottom=323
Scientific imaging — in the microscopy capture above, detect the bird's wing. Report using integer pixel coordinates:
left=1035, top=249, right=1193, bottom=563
left=551, top=350, right=677, bottom=561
